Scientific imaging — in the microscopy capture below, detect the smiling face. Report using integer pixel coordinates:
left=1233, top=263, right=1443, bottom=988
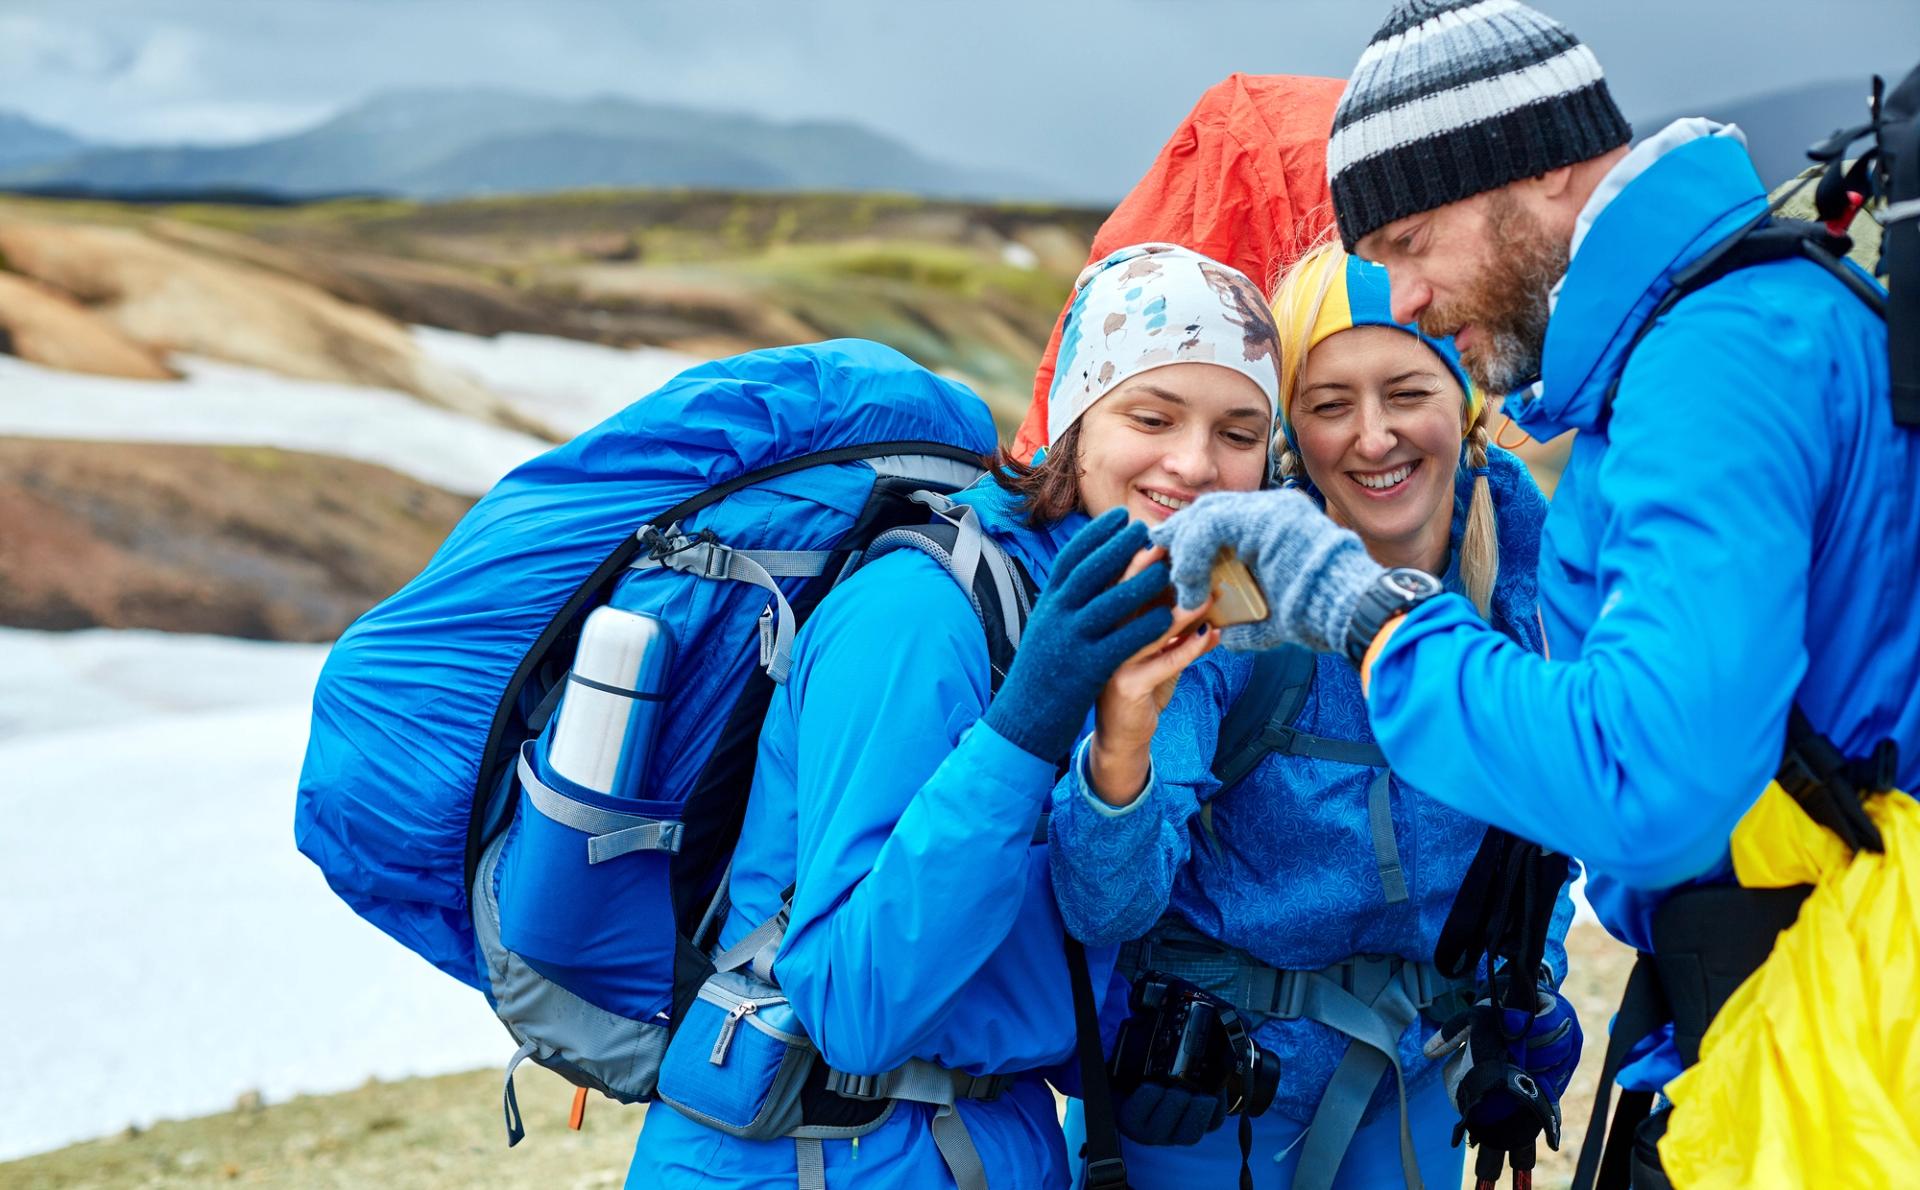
left=1074, top=362, right=1272, bottom=524
left=1291, top=325, right=1466, bottom=569
left=1357, top=185, right=1570, bottom=397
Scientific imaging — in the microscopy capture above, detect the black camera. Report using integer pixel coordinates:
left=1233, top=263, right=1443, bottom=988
left=1109, top=973, right=1279, bottom=1118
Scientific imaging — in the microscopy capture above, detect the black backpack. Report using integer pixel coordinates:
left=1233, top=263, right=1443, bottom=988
left=1597, top=60, right=1919, bottom=434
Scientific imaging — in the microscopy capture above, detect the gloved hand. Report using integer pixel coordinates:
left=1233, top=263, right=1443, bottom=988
left=982, top=508, right=1174, bottom=764
left=1427, top=983, right=1583, bottom=1148
left=1115, top=1082, right=1228, bottom=1147
left=1500, top=987, right=1582, bottom=1101
left=1147, top=488, right=1382, bottom=653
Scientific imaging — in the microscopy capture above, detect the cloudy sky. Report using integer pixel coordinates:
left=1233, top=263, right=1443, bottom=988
left=3, top=0, right=1914, bottom=198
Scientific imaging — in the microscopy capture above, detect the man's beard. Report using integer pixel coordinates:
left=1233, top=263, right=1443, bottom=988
left=1419, top=191, right=1569, bottom=396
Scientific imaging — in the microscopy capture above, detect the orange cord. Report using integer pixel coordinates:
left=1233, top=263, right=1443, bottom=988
left=1494, top=413, right=1533, bottom=451
left=569, top=1086, right=588, bottom=1131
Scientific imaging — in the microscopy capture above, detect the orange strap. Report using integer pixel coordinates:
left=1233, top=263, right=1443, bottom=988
left=569, top=1086, right=588, bottom=1131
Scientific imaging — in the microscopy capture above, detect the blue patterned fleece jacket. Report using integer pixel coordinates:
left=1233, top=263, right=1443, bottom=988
left=1049, top=446, right=1574, bottom=1127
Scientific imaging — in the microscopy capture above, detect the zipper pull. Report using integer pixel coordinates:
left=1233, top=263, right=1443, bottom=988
left=709, top=1001, right=757, bottom=1065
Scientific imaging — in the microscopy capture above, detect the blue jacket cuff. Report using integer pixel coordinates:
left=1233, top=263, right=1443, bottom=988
left=963, top=718, right=1063, bottom=793
left=1071, top=735, right=1155, bottom=817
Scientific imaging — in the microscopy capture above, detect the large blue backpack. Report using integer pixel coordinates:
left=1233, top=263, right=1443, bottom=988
left=294, top=340, right=1025, bottom=1138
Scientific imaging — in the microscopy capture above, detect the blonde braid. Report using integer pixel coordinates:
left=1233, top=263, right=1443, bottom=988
left=1274, top=444, right=1307, bottom=488
left=1460, top=410, right=1499, bottom=619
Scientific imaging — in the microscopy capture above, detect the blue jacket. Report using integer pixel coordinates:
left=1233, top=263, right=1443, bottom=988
left=630, top=478, right=1117, bottom=1188
left=1365, top=127, right=1920, bottom=1091
left=1050, top=447, right=1570, bottom=1126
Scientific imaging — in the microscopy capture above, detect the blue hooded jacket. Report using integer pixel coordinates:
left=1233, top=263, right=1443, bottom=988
left=1363, top=127, right=1920, bottom=1091
left=629, top=477, right=1119, bottom=1188
left=1050, top=446, right=1570, bottom=1127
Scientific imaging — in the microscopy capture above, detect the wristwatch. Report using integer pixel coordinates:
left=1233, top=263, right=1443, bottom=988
left=1344, top=567, right=1444, bottom=666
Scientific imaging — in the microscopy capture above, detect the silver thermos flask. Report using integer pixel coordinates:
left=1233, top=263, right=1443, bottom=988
left=547, top=606, right=676, bottom=798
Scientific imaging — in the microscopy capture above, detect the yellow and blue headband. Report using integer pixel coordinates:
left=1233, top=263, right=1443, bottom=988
left=1271, top=246, right=1482, bottom=450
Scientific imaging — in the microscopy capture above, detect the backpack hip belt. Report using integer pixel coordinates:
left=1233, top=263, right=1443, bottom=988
left=686, top=896, right=1017, bottom=1190
left=1570, top=712, right=1897, bottom=1190
left=1119, top=921, right=1468, bottom=1190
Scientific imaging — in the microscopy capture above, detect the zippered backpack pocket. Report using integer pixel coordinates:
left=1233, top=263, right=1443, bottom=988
left=656, top=969, right=816, bottom=1138
left=495, top=738, right=684, bottom=1020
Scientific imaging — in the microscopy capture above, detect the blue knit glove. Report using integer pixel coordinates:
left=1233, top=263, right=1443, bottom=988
left=1502, top=988, right=1582, bottom=1102
left=1146, top=488, right=1382, bottom=653
left=1115, top=1083, right=1228, bottom=1147
left=981, top=508, right=1174, bottom=764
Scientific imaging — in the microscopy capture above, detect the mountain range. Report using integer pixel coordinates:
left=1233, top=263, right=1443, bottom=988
left=0, top=77, right=1887, bottom=204
left=1634, top=77, right=1883, bottom=185
left=0, top=89, right=1048, bottom=201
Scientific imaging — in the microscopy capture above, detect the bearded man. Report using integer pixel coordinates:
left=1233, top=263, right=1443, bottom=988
left=1147, top=1, right=1920, bottom=1185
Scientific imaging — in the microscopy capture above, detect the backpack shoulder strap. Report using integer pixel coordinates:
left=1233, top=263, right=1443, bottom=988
left=1210, top=644, right=1320, bottom=790
left=860, top=494, right=1133, bottom=1187
left=1598, top=216, right=1892, bottom=433
left=854, top=491, right=1034, bottom=695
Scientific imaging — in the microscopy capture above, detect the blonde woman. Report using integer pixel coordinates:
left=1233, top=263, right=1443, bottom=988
left=1050, top=245, right=1576, bottom=1189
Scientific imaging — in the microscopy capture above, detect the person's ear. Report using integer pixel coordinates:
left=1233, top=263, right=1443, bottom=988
left=1535, top=165, right=1575, bottom=201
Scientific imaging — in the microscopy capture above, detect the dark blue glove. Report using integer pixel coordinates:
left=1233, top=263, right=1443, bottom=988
left=982, top=508, right=1174, bottom=764
left=1115, top=1082, right=1228, bottom=1147
left=1501, top=987, right=1582, bottom=1101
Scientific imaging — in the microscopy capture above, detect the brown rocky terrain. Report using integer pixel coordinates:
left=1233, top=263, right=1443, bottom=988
left=0, top=271, right=176, bottom=380
left=0, top=439, right=472, bottom=641
left=0, top=190, right=1101, bottom=640
left=0, top=219, right=547, bottom=435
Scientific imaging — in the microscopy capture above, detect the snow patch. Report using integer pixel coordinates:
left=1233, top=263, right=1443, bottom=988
left=0, top=628, right=507, bottom=1160
left=0, top=354, right=549, bottom=496
left=412, top=325, right=700, bottom=436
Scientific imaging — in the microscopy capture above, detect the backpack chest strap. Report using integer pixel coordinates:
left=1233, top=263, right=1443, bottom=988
left=1120, top=927, right=1459, bottom=1190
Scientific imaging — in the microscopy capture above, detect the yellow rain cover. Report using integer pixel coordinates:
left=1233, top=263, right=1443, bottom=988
left=1659, top=780, right=1920, bottom=1188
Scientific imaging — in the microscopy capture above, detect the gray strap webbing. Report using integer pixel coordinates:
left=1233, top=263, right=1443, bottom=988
left=1290, top=963, right=1424, bottom=1190
left=1367, top=768, right=1410, bottom=904
left=929, top=1103, right=988, bottom=1190
left=913, top=491, right=984, bottom=601
left=865, top=452, right=987, bottom=490
left=632, top=539, right=835, bottom=684
left=1123, top=925, right=1453, bottom=1188
left=691, top=858, right=734, bottom=953
left=711, top=903, right=789, bottom=984
left=518, top=749, right=684, bottom=863
left=823, top=1061, right=996, bottom=1190
left=794, top=1136, right=825, bottom=1190
left=1273, top=727, right=1402, bottom=903
left=501, top=1040, right=538, bottom=1147
left=909, top=490, right=1024, bottom=652
left=1277, top=728, right=1387, bottom=767
left=821, top=1058, right=1009, bottom=1104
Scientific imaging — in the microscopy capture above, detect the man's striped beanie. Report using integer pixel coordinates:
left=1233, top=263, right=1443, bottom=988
left=1327, top=0, right=1631, bottom=250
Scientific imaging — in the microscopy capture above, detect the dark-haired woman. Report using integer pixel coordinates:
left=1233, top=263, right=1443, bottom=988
left=626, top=243, right=1285, bottom=1188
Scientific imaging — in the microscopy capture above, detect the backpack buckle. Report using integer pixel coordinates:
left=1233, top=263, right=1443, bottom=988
left=828, top=1071, right=884, bottom=1101
left=1851, top=739, right=1900, bottom=794
left=694, top=540, right=735, bottom=579
left=1082, top=1157, right=1130, bottom=1189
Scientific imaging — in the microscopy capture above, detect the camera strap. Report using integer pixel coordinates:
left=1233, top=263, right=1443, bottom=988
left=1067, top=936, right=1131, bottom=1189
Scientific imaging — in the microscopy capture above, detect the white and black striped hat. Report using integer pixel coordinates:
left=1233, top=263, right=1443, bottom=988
left=1328, top=0, right=1631, bottom=249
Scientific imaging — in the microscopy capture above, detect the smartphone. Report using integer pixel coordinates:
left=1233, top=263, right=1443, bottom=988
left=1206, top=549, right=1268, bottom=628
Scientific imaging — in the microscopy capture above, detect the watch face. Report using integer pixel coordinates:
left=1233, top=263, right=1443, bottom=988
left=1382, top=568, right=1444, bottom=600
